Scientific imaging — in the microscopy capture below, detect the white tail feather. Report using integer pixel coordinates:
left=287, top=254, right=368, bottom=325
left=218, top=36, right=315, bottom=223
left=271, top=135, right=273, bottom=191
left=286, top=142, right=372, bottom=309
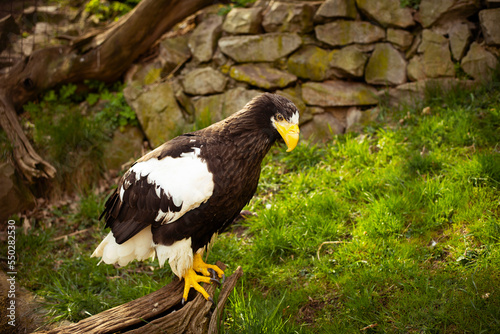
left=91, top=227, right=155, bottom=266
left=92, top=228, right=193, bottom=278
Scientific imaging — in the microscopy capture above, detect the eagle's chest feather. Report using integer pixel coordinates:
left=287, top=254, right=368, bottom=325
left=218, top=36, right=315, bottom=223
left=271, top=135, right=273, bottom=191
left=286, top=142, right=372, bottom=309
left=150, top=137, right=268, bottom=250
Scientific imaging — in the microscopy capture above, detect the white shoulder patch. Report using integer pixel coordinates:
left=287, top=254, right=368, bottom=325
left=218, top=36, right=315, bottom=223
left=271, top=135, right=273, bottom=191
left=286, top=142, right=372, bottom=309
left=123, top=147, right=214, bottom=224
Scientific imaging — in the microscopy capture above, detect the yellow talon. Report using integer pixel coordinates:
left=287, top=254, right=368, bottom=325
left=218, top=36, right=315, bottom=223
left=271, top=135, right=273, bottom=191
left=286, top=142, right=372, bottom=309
left=181, top=253, right=225, bottom=304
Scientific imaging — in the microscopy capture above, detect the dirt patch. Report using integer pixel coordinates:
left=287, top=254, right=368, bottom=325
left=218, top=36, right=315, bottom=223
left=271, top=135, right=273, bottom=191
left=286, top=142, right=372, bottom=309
left=0, top=271, right=50, bottom=334
left=297, top=296, right=326, bottom=325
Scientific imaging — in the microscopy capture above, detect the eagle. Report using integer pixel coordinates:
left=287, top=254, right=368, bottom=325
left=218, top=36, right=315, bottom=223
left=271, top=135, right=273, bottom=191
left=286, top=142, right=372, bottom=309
left=92, top=93, right=300, bottom=303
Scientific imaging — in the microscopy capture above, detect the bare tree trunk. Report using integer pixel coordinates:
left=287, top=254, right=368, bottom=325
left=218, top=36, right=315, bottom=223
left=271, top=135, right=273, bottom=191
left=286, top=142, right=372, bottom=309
left=0, top=0, right=213, bottom=182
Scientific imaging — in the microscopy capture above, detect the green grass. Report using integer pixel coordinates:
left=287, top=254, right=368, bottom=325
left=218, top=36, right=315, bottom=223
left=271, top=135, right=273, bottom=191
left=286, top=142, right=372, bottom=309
left=3, top=79, right=500, bottom=332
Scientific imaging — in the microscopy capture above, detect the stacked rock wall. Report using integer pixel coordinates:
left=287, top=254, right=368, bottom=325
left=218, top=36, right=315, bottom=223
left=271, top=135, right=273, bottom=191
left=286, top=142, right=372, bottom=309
left=124, top=0, right=500, bottom=145
left=3, top=1, right=499, bottom=146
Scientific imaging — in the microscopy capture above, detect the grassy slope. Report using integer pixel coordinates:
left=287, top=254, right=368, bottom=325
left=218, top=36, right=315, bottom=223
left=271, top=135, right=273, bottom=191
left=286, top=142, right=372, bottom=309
left=3, top=81, right=500, bottom=333
left=218, top=81, right=500, bottom=333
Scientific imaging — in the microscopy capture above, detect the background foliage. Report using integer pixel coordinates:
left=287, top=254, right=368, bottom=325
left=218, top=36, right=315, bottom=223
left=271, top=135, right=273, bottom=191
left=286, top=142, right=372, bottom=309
left=21, top=81, right=137, bottom=193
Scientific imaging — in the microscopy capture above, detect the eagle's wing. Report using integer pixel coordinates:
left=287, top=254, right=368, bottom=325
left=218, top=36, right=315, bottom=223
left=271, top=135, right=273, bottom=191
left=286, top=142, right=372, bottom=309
left=100, top=136, right=214, bottom=244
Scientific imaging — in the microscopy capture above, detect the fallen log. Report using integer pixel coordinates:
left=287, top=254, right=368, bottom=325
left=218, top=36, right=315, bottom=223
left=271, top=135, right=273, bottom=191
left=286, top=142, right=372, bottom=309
left=36, top=263, right=242, bottom=334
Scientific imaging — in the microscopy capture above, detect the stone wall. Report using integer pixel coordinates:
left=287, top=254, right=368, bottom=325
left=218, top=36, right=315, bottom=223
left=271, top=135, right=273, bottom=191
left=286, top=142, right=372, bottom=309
left=2, top=0, right=499, bottom=145
left=123, top=0, right=500, bottom=145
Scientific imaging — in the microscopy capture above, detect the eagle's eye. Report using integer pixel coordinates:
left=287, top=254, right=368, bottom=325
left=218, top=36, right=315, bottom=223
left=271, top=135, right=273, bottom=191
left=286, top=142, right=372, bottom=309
left=275, top=114, right=285, bottom=122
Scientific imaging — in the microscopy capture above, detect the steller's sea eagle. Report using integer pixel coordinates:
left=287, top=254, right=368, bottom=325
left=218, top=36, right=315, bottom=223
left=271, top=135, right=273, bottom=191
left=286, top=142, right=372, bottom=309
left=92, top=93, right=300, bottom=303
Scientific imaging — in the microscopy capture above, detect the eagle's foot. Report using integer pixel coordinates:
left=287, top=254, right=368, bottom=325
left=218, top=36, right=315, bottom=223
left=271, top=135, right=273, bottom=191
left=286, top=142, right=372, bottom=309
left=193, top=253, right=225, bottom=281
left=182, top=268, right=214, bottom=304
left=181, top=254, right=225, bottom=304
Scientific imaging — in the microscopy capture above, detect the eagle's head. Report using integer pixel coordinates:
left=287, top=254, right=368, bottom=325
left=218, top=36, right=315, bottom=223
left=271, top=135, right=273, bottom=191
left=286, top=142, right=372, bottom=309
left=245, top=93, right=300, bottom=152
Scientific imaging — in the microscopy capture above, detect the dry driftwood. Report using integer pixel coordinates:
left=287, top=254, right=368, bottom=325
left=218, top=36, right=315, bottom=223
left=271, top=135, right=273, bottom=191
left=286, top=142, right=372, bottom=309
left=36, top=262, right=242, bottom=334
left=0, top=0, right=213, bottom=182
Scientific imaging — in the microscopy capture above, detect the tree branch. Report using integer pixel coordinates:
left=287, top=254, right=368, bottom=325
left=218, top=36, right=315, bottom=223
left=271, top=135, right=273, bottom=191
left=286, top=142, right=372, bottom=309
left=35, top=263, right=243, bottom=334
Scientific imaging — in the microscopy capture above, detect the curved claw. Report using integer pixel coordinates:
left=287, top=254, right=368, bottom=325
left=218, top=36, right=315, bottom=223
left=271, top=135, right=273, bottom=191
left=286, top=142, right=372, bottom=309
left=208, top=268, right=217, bottom=279
left=208, top=268, right=225, bottom=286
left=208, top=268, right=215, bottom=278
left=210, top=276, right=221, bottom=286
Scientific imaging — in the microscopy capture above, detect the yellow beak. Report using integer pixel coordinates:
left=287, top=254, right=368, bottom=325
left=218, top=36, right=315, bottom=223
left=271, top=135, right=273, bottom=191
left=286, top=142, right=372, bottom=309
left=275, top=121, right=300, bottom=152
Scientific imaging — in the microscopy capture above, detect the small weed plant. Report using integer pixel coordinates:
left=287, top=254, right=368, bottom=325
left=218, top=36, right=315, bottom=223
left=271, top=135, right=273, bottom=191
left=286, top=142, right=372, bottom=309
left=218, top=0, right=257, bottom=16
left=400, top=0, right=421, bottom=9
left=3, top=79, right=500, bottom=332
left=85, top=0, right=140, bottom=22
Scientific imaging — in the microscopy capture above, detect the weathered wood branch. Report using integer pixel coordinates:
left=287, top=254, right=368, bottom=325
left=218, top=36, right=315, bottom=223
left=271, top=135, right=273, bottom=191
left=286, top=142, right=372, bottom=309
left=0, top=0, right=213, bottom=182
left=0, top=95, right=56, bottom=182
left=36, top=263, right=243, bottom=334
